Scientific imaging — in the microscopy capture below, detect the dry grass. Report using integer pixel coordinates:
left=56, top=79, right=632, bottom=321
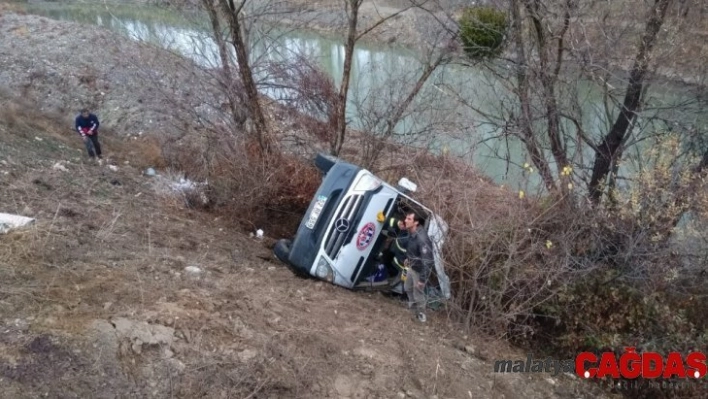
left=0, top=93, right=184, bottom=319
left=0, top=1, right=26, bottom=15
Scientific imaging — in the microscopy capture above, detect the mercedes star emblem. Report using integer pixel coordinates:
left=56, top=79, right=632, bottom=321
left=335, top=218, right=350, bottom=233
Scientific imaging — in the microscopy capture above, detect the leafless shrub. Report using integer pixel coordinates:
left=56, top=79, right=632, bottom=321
left=405, top=156, right=587, bottom=337
left=265, top=51, right=341, bottom=144
left=396, top=145, right=707, bottom=364
left=160, top=126, right=320, bottom=237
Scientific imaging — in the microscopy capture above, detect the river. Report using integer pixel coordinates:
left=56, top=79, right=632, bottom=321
left=21, top=1, right=707, bottom=191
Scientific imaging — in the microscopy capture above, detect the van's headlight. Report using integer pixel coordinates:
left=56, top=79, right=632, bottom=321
left=354, top=174, right=382, bottom=192
left=316, top=257, right=335, bottom=282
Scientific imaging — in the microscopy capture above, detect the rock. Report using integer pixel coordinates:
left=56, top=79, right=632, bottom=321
left=184, top=266, right=202, bottom=274
left=111, top=317, right=175, bottom=354
left=52, top=162, right=68, bottom=171
left=168, top=358, right=185, bottom=373
left=237, top=349, right=258, bottom=362
left=14, top=318, right=30, bottom=331
left=145, top=167, right=156, bottom=176
left=334, top=375, right=353, bottom=397
left=397, top=393, right=406, bottom=399
left=132, top=339, right=143, bottom=354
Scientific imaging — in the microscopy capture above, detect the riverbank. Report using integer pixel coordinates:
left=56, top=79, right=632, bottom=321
left=23, top=0, right=708, bottom=91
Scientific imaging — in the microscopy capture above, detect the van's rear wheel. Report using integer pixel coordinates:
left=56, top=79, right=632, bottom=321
left=314, top=153, right=338, bottom=174
left=273, top=239, right=310, bottom=279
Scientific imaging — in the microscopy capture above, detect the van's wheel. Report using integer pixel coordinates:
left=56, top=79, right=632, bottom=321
left=273, top=239, right=310, bottom=279
left=314, top=153, right=338, bottom=174
left=273, top=239, right=292, bottom=264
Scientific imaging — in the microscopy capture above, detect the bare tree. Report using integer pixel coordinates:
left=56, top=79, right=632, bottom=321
left=349, top=45, right=457, bottom=169
left=447, top=0, right=707, bottom=202
left=508, top=0, right=558, bottom=192
left=587, top=0, right=673, bottom=203
left=329, top=0, right=433, bottom=156
left=202, top=0, right=248, bottom=129
left=197, top=0, right=275, bottom=155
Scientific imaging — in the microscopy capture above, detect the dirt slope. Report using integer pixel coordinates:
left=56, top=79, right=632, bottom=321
left=0, top=110, right=614, bottom=399
left=0, top=8, right=616, bottom=399
left=0, top=92, right=612, bottom=398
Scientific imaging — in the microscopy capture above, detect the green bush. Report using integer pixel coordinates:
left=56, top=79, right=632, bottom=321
left=458, top=6, right=508, bottom=59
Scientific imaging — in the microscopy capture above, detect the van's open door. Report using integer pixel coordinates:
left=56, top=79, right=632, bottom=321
left=427, top=213, right=451, bottom=300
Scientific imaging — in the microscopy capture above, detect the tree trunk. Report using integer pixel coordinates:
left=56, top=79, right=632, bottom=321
left=588, top=0, right=671, bottom=203
left=221, top=0, right=273, bottom=155
left=524, top=0, right=569, bottom=181
left=202, top=0, right=247, bottom=128
left=331, top=0, right=361, bottom=156
left=511, top=0, right=557, bottom=192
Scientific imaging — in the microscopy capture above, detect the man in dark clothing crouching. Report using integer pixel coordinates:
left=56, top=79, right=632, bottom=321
left=75, top=108, right=102, bottom=161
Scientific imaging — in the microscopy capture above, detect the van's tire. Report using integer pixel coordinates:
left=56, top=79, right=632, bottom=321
left=314, top=153, right=338, bottom=174
left=273, top=239, right=311, bottom=279
left=273, top=239, right=292, bottom=264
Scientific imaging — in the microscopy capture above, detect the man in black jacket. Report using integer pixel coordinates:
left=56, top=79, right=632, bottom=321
left=75, top=108, right=102, bottom=161
left=379, top=214, right=409, bottom=277
left=402, top=211, right=434, bottom=323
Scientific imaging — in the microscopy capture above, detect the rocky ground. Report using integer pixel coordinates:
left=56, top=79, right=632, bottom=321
left=0, top=8, right=625, bottom=399
left=0, top=7, right=223, bottom=139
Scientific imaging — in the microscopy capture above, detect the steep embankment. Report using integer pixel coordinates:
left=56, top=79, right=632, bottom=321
left=0, top=8, right=220, bottom=139
left=0, top=10, right=615, bottom=399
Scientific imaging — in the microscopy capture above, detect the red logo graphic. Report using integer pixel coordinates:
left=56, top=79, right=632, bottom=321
left=576, top=348, right=707, bottom=380
left=356, top=222, right=376, bottom=250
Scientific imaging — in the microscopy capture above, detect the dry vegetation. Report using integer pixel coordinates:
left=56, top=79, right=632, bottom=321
left=160, top=95, right=708, bottom=399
